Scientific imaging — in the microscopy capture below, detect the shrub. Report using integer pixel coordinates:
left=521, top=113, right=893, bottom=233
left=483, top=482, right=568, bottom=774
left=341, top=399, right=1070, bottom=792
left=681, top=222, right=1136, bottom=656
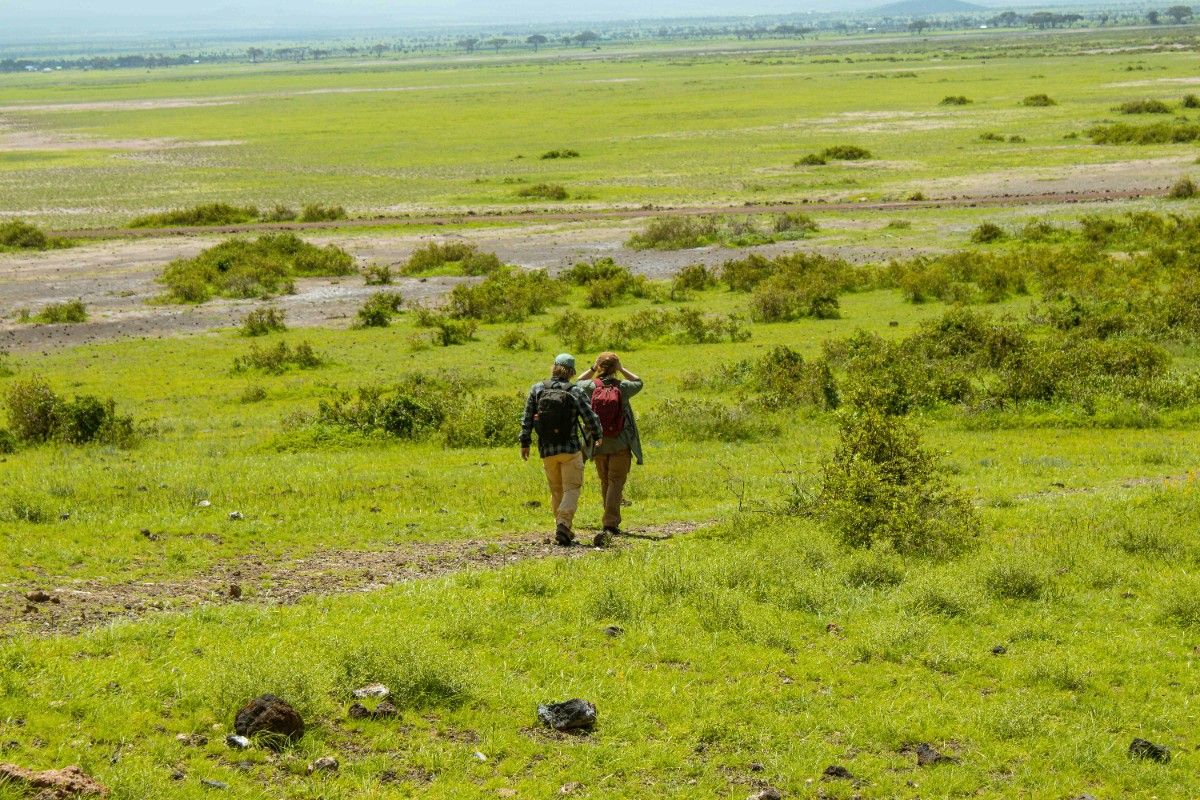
left=821, top=144, right=873, bottom=160
left=540, top=149, right=580, bottom=159
left=0, top=220, right=58, bottom=250
left=498, top=327, right=538, bottom=350
left=673, top=263, right=718, bottom=293
left=560, top=258, right=633, bottom=286
left=240, top=306, right=286, bottom=336
left=412, top=308, right=478, bottom=345
left=845, top=552, right=906, bottom=588
left=672, top=308, right=751, bottom=344
left=129, top=202, right=258, bottom=228
left=984, top=560, right=1047, bottom=600
left=979, top=132, right=1006, bottom=142
left=970, top=222, right=1007, bottom=244
left=750, top=272, right=841, bottom=321
left=30, top=300, right=87, bottom=324
left=939, top=95, right=971, bottom=106
left=298, top=204, right=347, bottom=222
left=752, top=345, right=839, bottom=409
left=1021, top=94, right=1056, bottom=107
left=356, top=292, right=405, bottom=328
left=363, top=264, right=393, bottom=285
left=0, top=428, right=15, bottom=454
left=232, top=341, right=323, bottom=374
left=516, top=183, right=569, bottom=200
left=1116, top=98, right=1171, bottom=114
left=771, top=212, right=819, bottom=236
left=240, top=384, right=268, bottom=404
left=1183, top=94, right=1200, bottom=109
left=628, top=216, right=718, bottom=250
left=1008, top=135, right=1026, bottom=143
left=1168, top=177, right=1197, bottom=199
left=642, top=399, right=777, bottom=442
left=1087, top=121, right=1200, bottom=145
left=795, top=153, right=827, bottom=166
left=446, top=267, right=564, bottom=322
left=400, top=242, right=503, bottom=277
left=441, top=394, right=523, bottom=447
left=4, top=376, right=137, bottom=447
left=263, top=204, right=297, bottom=222
left=159, top=234, right=355, bottom=302
left=810, top=409, right=979, bottom=558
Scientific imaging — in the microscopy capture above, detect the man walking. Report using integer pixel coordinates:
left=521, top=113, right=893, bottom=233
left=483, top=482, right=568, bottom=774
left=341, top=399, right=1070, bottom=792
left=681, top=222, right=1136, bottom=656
left=520, top=354, right=604, bottom=546
left=577, top=352, right=643, bottom=548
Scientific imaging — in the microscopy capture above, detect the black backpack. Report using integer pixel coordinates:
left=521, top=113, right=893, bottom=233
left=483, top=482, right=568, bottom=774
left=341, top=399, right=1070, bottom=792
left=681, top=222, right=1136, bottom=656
left=535, top=381, right=577, bottom=446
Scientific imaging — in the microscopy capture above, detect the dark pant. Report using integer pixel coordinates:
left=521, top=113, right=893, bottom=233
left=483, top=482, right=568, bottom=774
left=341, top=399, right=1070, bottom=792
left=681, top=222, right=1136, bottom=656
left=593, top=448, right=633, bottom=530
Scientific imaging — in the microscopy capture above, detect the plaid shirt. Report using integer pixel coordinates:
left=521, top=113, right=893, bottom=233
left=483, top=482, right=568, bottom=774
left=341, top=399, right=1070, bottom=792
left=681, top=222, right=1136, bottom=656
left=520, top=379, right=604, bottom=459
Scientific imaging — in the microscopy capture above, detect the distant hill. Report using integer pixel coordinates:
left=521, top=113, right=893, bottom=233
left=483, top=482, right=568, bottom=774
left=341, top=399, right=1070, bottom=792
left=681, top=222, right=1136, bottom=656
left=869, top=0, right=987, bottom=15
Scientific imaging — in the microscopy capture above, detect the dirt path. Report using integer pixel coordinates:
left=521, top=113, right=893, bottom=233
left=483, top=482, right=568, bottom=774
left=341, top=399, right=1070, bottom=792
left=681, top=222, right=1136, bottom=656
left=0, top=522, right=703, bottom=638
left=52, top=188, right=1164, bottom=241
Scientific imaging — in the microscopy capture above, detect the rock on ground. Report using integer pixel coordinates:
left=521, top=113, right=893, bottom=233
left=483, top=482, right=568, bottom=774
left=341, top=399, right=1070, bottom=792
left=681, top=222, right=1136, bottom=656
left=537, top=699, right=597, bottom=731
left=0, top=764, right=108, bottom=798
left=233, top=694, right=304, bottom=748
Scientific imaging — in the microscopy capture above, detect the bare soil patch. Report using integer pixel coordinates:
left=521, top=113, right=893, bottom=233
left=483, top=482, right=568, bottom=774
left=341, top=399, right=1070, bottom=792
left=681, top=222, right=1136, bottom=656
left=1, top=522, right=703, bottom=637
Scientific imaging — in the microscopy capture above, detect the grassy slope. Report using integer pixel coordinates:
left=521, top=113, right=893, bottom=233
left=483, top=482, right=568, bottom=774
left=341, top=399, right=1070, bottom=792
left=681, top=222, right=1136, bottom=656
left=2, top=30, right=1200, bottom=226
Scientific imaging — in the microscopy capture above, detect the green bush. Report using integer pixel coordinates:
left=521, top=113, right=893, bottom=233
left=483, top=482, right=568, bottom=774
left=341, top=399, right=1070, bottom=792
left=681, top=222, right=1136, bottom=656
left=540, top=149, right=580, bottom=159
left=1168, top=177, right=1197, bottom=199
left=160, top=234, right=355, bottom=302
left=0, top=220, right=63, bottom=250
left=984, top=559, right=1047, bottom=601
left=1116, top=98, right=1171, bottom=114
left=673, top=263, right=719, bottom=294
left=795, top=153, right=827, bottom=166
left=4, top=376, right=137, bottom=447
left=129, top=202, right=258, bottom=228
left=772, top=212, right=819, bottom=236
left=446, top=267, right=565, bottom=322
left=939, top=95, right=972, bottom=106
left=559, top=258, right=633, bottom=286
left=0, top=428, right=15, bottom=454
left=1183, top=94, right=1200, bottom=109
left=1087, top=121, right=1200, bottom=145
left=970, top=222, right=1007, bottom=244
left=240, top=384, right=268, bottom=404
left=240, top=306, right=286, bottom=336
left=628, top=216, right=718, bottom=250
left=262, top=204, right=297, bottom=222
left=979, top=132, right=1006, bottom=142
left=298, top=204, right=347, bottom=222
left=400, top=242, right=503, bottom=277
left=232, top=341, right=323, bottom=374
left=29, top=300, right=87, bottom=324
left=810, top=409, right=979, bottom=558
left=821, top=144, right=873, bottom=160
left=551, top=307, right=748, bottom=351
left=412, top=308, right=478, bottom=345
left=363, top=264, right=393, bottom=285
left=516, top=183, right=569, bottom=200
left=356, top=292, right=405, bottom=328
left=498, top=327, right=538, bottom=350
left=751, top=345, right=840, bottom=409
left=642, top=398, right=777, bottom=442
left=441, top=394, right=523, bottom=448
left=1021, top=94, right=1056, bottom=107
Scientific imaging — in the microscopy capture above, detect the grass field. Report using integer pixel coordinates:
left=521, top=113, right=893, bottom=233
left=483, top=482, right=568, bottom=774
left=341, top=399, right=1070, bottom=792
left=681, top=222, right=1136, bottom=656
left=3, top=26, right=1200, bottom=227
left=3, top=23, right=1200, bottom=800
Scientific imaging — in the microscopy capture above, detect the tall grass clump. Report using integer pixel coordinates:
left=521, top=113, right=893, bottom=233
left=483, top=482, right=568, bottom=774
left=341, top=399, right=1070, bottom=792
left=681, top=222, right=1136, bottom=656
left=355, top=292, right=404, bottom=328
left=808, top=409, right=979, bottom=558
left=231, top=341, right=323, bottom=374
left=939, top=95, right=972, bottom=106
left=1116, top=99, right=1171, bottom=114
left=0, top=220, right=68, bottom=251
left=1021, top=94, right=1056, bottom=107
left=1087, top=121, right=1200, bottom=145
left=159, top=234, right=355, bottom=302
left=560, top=258, right=655, bottom=307
left=1167, top=177, right=1197, bottom=199
left=399, top=242, right=503, bottom=277
left=129, top=202, right=259, bottom=228
left=298, top=203, right=347, bottom=222
left=240, top=306, right=286, bottom=336
left=445, top=267, right=565, bottom=322
left=516, top=183, right=569, bottom=200
left=27, top=300, right=88, bottom=324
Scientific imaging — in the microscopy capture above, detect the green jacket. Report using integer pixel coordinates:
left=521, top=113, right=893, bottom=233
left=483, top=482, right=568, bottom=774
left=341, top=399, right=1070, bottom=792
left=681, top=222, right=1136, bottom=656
left=577, top=377, right=644, bottom=465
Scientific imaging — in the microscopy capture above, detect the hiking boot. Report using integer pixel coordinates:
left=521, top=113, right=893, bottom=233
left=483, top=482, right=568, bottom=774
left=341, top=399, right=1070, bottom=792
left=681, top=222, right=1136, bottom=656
left=593, top=527, right=619, bottom=548
left=555, top=523, right=574, bottom=547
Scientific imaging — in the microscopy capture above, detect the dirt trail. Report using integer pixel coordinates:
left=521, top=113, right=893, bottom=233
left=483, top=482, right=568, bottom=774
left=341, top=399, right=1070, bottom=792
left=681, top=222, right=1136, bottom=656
left=52, top=188, right=1163, bottom=241
left=0, top=522, right=702, bottom=638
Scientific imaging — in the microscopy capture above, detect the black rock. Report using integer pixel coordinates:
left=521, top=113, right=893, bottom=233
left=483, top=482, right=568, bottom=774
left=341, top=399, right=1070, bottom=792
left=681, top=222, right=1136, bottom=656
left=1129, top=738, right=1170, bottom=763
left=603, top=625, right=624, bottom=637
left=914, top=743, right=955, bottom=766
left=991, top=644, right=1007, bottom=656
left=822, top=764, right=854, bottom=780
left=234, top=694, right=304, bottom=748
left=537, top=699, right=597, bottom=731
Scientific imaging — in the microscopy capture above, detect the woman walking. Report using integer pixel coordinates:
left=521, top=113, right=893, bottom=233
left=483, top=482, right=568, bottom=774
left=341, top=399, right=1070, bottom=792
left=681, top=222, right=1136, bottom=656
left=577, top=352, right=643, bottom=547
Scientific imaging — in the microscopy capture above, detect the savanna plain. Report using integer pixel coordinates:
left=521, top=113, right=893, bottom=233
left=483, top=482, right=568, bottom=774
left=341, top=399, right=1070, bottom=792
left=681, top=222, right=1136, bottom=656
left=1, top=24, right=1200, bottom=800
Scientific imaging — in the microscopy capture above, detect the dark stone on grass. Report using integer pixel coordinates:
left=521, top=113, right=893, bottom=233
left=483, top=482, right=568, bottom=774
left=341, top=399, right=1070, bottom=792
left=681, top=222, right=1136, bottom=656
left=991, top=644, right=1007, bottom=655
left=748, top=762, right=765, bottom=772
left=201, top=778, right=228, bottom=790
left=307, top=756, right=338, bottom=775
left=603, top=625, right=624, bottom=637
left=25, top=590, right=51, bottom=603
left=348, top=703, right=371, bottom=720
left=537, top=699, right=597, bottom=731
left=749, top=788, right=783, bottom=800
left=373, top=700, right=398, bottom=719
left=913, top=743, right=956, bottom=766
left=822, top=764, right=854, bottom=780
left=1128, top=738, right=1170, bottom=763
left=233, top=694, right=304, bottom=748
left=0, top=764, right=108, bottom=798
left=228, top=584, right=241, bottom=600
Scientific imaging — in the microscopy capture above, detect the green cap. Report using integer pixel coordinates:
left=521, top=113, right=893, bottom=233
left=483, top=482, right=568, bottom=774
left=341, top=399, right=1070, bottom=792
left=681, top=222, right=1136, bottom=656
left=554, top=353, right=576, bottom=371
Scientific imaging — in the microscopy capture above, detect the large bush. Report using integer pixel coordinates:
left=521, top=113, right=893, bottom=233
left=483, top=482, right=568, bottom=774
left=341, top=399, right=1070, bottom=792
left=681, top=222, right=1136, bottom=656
left=160, top=234, right=355, bottom=302
left=129, top=202, right=259, bottom=228
left=4, top=377, right=137, bottom=447
left=445, top=267, right=565, bottom=322
left=810, top=409, right=979, bottom=557
left=0, top=220, right=65, bottom=250
left=400, top=242, right=503, bottom=277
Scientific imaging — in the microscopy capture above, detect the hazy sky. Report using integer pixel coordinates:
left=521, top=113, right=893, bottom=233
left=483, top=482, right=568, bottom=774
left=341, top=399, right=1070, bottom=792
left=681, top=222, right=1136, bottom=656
left=2, top=0, right=1052, bottom=33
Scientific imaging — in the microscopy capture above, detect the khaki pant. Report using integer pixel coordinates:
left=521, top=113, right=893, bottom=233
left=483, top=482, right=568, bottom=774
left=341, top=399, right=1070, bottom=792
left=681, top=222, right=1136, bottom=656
left=594, top=448, right=633, bottom=530
left=542, top=452, right=585, bottom=529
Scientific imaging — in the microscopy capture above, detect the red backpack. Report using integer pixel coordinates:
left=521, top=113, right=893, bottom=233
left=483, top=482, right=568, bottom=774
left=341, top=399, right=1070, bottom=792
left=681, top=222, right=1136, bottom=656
left=591, top=379, right=625, bottom=439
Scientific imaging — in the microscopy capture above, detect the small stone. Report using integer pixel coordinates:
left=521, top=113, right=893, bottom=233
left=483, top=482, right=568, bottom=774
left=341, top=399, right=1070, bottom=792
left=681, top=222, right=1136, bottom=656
left=0, top=764, right=108, bottom=798
left=991, top=644, right=1007, bottom=656
left=496, top=790, right=516, bottom=798
left=225, top=734, right=251, bottom=750
left=749, top=788, right=783, bottom=800
left=1128, top=737, right=1170, bottom=763
left=228, top=511, right=243, bottom=521
left=914, top=743, right=955, bottom=766
left=25, top=590, right=51, bottom=603
left=233, top=694, right=304, bottom=749
left=307, top=756, right=339, bottom=775
left=369, top=506, right=382, bottom=513
left=372, top=701, right=398, bottom=719
left=228, top=585, right=241, bottom=600
left=348, top=703, right=371, bottom=720
left=560, top=782, right=581, bottom=794
left=822, top=764, right=854, bottom=780
left=825, top=622, right=843, bottom=637
left=473, top=751, right=487, bottom=762
left=603, top=625, right=624, bottom=637
left=201, top=778, right=228, bottom=789
left=748, top=762, right=765, bottom=772
left=170, top=769, right=186, bottom=781
left=197, top=500, right=211, bottom=508
left=352, top=683, right=391, bottom=700
left=176, top=733, right=208, bottom=746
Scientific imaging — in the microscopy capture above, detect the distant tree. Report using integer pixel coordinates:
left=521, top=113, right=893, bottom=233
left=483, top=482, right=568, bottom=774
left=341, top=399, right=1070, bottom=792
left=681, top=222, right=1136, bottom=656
left=989, top=11, right=1021, bottom=26
left=246, top=47, right=263, bottom=64
left=1148, top=10, right=1162, bottom=23
left=458, top=38, right=480, bottom=53
left=1166, top=5, right=1195, bottom=23
left=575, top=30, right=600, bottom=48
left=527, top=34, right=548, bottom=52
left=1097, top=13, right=1110, bottom=25
left=908, top=19, right=931, bottom=33
left=371, top=43, right=388, bottom=58
left=486, top=37, right=508, bottom=53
